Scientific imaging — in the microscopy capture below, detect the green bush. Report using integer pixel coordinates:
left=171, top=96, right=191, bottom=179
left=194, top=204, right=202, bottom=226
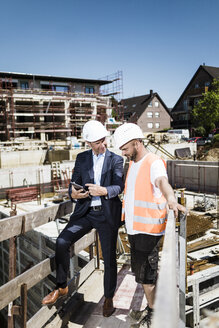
left=195, top=126, right=206, bottom=137
left=213, top=134, right=219, bottom=143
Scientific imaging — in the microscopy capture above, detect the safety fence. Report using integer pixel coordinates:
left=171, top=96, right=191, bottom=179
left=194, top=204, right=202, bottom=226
left=0, top=200, right=100, bottom=327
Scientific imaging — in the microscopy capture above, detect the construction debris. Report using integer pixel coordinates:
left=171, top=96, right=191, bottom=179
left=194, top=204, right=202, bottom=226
left=187, top=213, right=214, bottom=241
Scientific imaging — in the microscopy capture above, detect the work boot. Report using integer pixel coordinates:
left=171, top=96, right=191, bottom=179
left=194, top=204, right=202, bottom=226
left=102, top=297, right=115, bottom=317
left=130, top=308, right=153, bottom=328
left=129, top=305, right=150, bottom=323
left=41, top=287, right=68, bottom=305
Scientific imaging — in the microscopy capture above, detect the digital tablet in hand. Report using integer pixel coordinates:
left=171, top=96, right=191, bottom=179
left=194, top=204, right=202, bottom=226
left=71, top=182, right=86, bottom=192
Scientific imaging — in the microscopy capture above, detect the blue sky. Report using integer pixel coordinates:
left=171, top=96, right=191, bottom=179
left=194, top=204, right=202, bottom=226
left=1, top=0, right=219, bottom=107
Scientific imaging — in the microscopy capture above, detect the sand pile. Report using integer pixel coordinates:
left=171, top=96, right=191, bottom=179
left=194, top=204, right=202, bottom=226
left=197, top=146, right=219, bottom=161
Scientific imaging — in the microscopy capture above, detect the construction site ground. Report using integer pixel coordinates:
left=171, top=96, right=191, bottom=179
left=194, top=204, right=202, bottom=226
left=0, top=185, right=218, bottom=327
left=64, top=264, right=140, bottom=328
left=196, top=143, right=219, bottom=161
left=50, top=207, right=219, bottom=328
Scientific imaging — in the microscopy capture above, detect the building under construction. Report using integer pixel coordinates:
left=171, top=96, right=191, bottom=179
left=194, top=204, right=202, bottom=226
left=0, top=71, right=123, bottom=142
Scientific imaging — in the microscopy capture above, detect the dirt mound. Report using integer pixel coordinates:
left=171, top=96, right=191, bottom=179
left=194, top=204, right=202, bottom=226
left=197, top=146, right=219, bottom=161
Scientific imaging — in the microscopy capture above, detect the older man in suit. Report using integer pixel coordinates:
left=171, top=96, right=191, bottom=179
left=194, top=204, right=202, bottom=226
left=42, top=120, right=124, bottom=317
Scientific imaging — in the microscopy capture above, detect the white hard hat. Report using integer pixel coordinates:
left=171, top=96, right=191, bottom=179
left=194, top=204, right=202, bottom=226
left=82, top=120, right=108, bottom=142
left=113, top=123, right=145, bottom=149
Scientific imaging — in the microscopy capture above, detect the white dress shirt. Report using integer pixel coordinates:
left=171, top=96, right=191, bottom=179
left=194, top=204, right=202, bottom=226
left=90, top=152, right=105, bottom=207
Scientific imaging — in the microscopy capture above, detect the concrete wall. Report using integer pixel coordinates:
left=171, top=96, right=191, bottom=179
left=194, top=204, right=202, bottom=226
left=47, top=149, right=82, bottom=163
left=0, top=162, right=76, bottom=192
left=0, top=150, right=47, bottom=168
left=0, top=165, right=51, bottom=189
left=167, top=160, right=219, bottom=194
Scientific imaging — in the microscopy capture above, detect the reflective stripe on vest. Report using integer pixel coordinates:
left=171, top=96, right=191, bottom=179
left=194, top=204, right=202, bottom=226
left=122, top=153, right=167, bottom=234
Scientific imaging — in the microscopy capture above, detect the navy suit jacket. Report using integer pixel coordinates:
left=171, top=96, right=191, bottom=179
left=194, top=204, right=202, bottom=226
left=68, top=149, right=124, bottom=229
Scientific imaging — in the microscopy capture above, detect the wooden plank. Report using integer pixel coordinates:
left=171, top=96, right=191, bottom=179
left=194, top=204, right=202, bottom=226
left=27, top=303, right=57, bottom=328
left=27, top=259, right=96, bottom=328
left=199, top=287, right=219, bottom=308
left=151, top=210, right=178, bottom=328
left=73, top=229, right=96, bottom=255
left=188, top=265, right=219, bottom=284
left=187, top=239, right=219, bottom=253
left=0, top=230, right=96, bottom=311
left=0, top=257, right=53, bottom=311
left=0, top=200, right=72, bottom=242
left=44, top=293, right=84, bottom=328
left=75, top=258, right=96, bottom=288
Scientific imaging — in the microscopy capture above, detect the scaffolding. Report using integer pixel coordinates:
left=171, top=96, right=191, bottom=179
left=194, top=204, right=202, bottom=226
left=0, top=74, right=114, bottom=142
left=99, top=70, right=124, bottom=121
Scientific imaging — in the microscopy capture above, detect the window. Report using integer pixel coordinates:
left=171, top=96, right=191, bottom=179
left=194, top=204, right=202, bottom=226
left=155, top=123, right=160, bottom=128
left=147, top=123, right=153, bottom=128
left=147, top=112, right=153, bottom=118
left=195, top=83, right=199, bottom=88
left=85, top=86, right=95, bottom=94
left=154, top=101, right=159, bottom=107
left=183, top=100, right=188, bottom=111
left=148, top=101, right=152, bottom=107
left=205, top=81, right=210, bottom=86
left=132, top=104, right=136, bottom=108
left=53, top=85, right=69, bottom=92
left=194, top=98, right=199, bottom=106
left=155, top=112, right=160, bottom=118
left=20, top=82, right=29, bottom=89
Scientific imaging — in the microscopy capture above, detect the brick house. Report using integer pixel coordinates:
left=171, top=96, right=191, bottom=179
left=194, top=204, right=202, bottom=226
left=122, top=90, right=171, bottom=133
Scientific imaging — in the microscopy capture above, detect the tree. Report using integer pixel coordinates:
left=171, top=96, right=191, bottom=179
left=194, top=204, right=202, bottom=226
left=195, top=126, right=206, bottom=136
left=192, top=78, right=219, bottom=136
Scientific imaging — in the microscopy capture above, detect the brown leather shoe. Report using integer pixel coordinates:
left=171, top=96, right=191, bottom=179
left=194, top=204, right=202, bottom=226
left=103, top=297, right=115, bottom=317
left=41, top=287, right=68, bottom=305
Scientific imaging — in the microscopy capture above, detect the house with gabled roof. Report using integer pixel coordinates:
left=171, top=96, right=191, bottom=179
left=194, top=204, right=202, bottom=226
left=171, top=65, right=219, bottom=132
left=121, top=90, right=171, bottom=133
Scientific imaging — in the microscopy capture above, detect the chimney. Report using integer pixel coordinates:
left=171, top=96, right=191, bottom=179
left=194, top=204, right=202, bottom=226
left=150, top=89, right=153, bottom=97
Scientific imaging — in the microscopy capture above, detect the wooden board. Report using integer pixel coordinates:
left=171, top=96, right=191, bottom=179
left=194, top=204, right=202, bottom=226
left=0, top=200, right=72, bottom=242
left=0, top=231, right=96, bottom=311
left=187, top=239, right=219, bottom=252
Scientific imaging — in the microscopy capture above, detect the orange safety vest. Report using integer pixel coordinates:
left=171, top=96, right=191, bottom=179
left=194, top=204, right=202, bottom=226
left=122, top=153, right=167, bottom=234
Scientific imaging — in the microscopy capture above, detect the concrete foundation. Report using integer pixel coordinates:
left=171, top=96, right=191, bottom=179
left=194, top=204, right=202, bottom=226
left=0, top=165, right=51, bottom=189
left=0, top=150, right=47, bottom=168
left=167, top=160, right=219, bottom=194
left=0, top=162, right=75, bottom=192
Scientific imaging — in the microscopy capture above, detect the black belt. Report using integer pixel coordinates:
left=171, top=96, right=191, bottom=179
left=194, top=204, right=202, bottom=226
left=90, top=206, right=102, bottom=211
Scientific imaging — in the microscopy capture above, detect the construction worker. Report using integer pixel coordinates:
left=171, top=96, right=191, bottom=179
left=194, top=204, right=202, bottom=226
left=42, top=120, right=124, bottom=317
left=113, top=123, right=186, bottom=328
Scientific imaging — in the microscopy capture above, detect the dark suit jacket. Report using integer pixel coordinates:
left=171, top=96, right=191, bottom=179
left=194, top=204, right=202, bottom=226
left=68, top=149, right=124, bottom=229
